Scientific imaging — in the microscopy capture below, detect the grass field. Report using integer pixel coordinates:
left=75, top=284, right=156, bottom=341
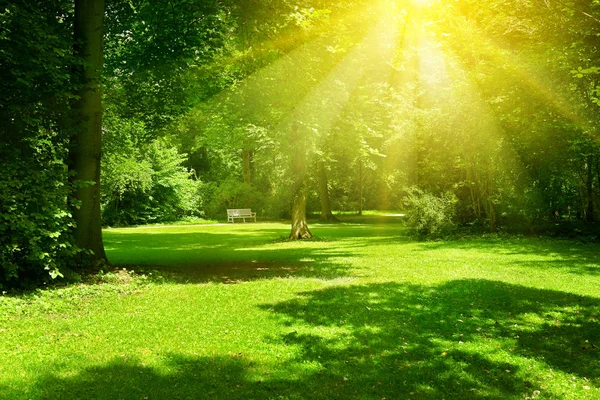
left=1, top=217, right=599, bottom=399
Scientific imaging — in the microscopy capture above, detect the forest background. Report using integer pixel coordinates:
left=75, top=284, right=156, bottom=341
left=1, top=0, right=599, bottom=288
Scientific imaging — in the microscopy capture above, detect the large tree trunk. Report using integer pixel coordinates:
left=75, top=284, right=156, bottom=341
left=290, top=191, right=312, bottom=239
left=289, top=123, right=312, bottom=240
left=318, top=161, right=336, bottom=221
left=70, top=0, right=107, bottom=265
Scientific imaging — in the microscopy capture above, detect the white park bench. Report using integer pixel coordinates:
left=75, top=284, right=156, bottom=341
left=227, top=208, right=257, bottom=223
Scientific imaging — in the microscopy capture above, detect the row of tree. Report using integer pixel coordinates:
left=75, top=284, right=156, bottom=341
left=177, top=0, right=600, bottom=233
left=1, top=0, right=599, bottom=288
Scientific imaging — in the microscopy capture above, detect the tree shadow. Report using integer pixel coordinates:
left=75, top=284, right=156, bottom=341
left=5, top=280, right=598, bottom=399
left=136, top=257, right=352, bottom=284
left=263, top=279, right=600, bottom=398
left=104, top=229, right=358, bottom=284
left=1, top=354, right=283, bottom=400
left=414, top=238, right=600, bottom=276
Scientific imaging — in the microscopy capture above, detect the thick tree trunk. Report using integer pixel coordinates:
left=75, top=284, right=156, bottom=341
left=289, top=123, right=312, bottom=240
left=70, top=0, right=107, bottom=265
left=290, top=190, right=312, bottom=239
left=318, top=161, right=336, bottom=221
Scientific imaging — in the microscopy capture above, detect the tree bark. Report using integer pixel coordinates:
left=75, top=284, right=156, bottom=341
left=290, top=190, right=312, bottom=239
left=70, top=0, right=107, bottom=265
left=585, top=155, right=594, bottom=223
left=358, top=158, right=363, bottom=216
left=318, top=161, right=336, bottom=221
left=242, top=139, right=253, bottom=184
left=242, top=150, right=252, bottom=184
left=289, top=123, right=312, bottom=240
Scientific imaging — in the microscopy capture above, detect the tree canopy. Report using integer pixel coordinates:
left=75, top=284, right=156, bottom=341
left=2, top=0, right=600, bottom=287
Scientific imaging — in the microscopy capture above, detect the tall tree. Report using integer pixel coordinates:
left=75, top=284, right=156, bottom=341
left=70, top=0, right=107, bottom=265
left=289, top=123, right=313, bottom=240
left=317, top=161, right=336, bottom=221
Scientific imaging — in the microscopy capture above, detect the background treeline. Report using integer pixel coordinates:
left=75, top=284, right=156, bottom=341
left=1, top=0, right=599, bottom=287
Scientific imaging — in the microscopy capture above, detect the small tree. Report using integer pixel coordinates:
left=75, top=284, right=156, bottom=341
left=404, top=188, right=458, bottom=238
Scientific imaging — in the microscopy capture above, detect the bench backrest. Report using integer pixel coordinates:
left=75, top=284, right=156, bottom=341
left=227, top=208, right=253, bottom=216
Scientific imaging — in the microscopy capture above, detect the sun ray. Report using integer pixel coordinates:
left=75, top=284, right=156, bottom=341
left=435, top=6, right=588, bottom=130
left=197, top=2, right=389, bottom=90
left=376, top=13, right=536, bottom=216
left=184, top=2, right=407, bottom=152
left=281, top=6, right=403, bottom=133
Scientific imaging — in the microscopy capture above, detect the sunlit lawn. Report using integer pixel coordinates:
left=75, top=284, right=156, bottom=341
left=1, top=217, right=599, bottom=399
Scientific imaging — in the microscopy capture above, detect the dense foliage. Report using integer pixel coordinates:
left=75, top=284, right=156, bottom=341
left=0, top=2, right=78, bottom=288
left=2, top=0, right=600, bottom=286
left=403, top=187, right=457, bottom=238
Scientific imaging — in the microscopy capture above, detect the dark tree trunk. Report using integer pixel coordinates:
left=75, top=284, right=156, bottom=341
left=289, top=123, right=312, bottom=240
left=242, top=150, right=252, bottom=184
left=70, top=0, right=107, bottom=265
left=596, top=155, right=600, bottom=192
left=318, top=161, right=336, bottom=221
left=585, top=155, right=594, bottom=223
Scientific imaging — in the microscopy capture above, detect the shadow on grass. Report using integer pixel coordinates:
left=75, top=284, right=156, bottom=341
left=104, top=228, right=289, bottom=252
left=321, top=214, right=405, bottom=225
left=11, top=280, right=599, bottom=399
left=104, top=229, right=359, bottom=284
left=138, top=258, right=352, bottom=284
left=262, top=280, right=599, bottom=398
left=416, top=237, right=600, bottom=276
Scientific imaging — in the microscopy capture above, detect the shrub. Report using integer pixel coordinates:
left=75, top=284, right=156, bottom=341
left=403, top=187, right=458, bottom=238
left=203, top=178, right=265, bottom=220
left=0, top=3, right=79, bottom=287
left=0, top=131, right=77, bottom=288
left=101, top=135, right=203, bottom=226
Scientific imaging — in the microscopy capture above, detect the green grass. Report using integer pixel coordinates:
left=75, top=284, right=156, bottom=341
left=1, top=218, right=599, bottom=399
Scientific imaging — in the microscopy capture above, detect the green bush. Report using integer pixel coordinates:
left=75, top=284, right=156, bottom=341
left=0, top=3, right=78, bottom=288
left=403, top=187, right=458, bottom=238
left=0, top=131, right=78, bottom=288
left=101, top=134, right=203, bottom=226
left=203, top=178, right=265, bottom=220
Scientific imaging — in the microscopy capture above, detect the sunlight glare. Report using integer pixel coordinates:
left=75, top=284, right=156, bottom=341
left=412, top=0, right=434, bottom=8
